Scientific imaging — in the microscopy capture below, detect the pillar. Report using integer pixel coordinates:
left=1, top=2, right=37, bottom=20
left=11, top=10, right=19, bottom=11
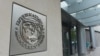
left=89, top=27, right=96, bottom=48
left=77, top=26, right=87, bottom=56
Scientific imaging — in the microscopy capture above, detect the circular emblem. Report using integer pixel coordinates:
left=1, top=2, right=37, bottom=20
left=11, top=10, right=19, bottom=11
left=15, top=13, right=44, bottom=49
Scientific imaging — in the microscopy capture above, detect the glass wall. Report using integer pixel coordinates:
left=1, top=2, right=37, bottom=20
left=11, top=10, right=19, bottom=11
left=71, top=26, right=78, bottom=55
left=62, top=26, right=70, bottom=56
left=62, top=26, right=78, bottom=56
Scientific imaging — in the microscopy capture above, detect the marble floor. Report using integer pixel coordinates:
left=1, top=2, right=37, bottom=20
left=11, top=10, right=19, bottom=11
left=71, top=47, right=100, bottom=56
left=86, top=47, right=100, bottom=56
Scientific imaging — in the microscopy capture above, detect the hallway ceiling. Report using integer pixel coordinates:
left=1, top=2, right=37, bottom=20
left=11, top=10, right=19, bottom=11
left=61, top=0, right=100, bottom=26
left=61, top=9, right=84, bottom=27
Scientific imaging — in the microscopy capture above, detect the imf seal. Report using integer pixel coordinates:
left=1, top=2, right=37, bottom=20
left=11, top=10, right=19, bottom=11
left=15, top=13, right=45, bottom=49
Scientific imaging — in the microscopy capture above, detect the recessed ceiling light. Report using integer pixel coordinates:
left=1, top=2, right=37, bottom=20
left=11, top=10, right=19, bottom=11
left=61, top=1, right=68, bottom=8
left=70, top=13, right=76, bottom=17
left=97, top=4, right=100, bottom=8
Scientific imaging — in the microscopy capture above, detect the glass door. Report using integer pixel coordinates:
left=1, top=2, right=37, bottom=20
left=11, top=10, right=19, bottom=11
left=62, top=26, right=70, bottom=56
left=71, top=26, right=78, bottom=56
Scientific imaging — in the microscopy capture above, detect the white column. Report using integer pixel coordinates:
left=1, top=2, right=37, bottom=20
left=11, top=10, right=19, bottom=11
left=80, top=27, right=87, bottom=55
left=90, top=27, right=96, bottom=48
left=77, top=26, right=87, bottom=56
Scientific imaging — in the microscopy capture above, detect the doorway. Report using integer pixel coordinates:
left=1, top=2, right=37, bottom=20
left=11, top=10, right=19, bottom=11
left=61, top=9, right=79, bottom=56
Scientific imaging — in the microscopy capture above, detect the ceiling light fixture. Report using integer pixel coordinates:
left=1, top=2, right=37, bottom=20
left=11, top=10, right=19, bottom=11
left=61, top=1, right=68, bottom=8
left=97, top=4, right=100, bottom=8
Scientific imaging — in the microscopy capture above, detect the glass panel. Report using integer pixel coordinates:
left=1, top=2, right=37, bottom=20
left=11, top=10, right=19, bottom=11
left=71, top=26, right=78, bottom=56
left=63, top=32, right=70, bottom=56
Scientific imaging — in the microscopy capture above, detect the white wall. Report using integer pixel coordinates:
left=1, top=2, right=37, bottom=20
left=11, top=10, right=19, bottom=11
left=94, top=26, right=100, bottom=32
left=95, top=32, right=100, bottom=47
left=0, top=0, right=62, bottom=56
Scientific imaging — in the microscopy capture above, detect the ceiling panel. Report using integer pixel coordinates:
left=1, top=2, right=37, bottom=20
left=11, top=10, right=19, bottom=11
left=79, top=14, right=100, bottom=23
left=76, top=7, right=100, bottom=19
left=67, top=0, right=100, bottom=13
left=65, top=0, right=76, bottom=5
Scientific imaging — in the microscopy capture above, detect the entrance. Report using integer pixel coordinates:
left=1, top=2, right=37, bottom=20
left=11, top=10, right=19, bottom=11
left=61, top=9, right=79, bottom=56
left=62, top=25, right=78, bottom=56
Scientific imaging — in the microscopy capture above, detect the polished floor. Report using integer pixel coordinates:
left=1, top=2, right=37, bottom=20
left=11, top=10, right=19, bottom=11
left=71, top=47, right=100, bottom=56
left=86, top=47, right=100, bottom=56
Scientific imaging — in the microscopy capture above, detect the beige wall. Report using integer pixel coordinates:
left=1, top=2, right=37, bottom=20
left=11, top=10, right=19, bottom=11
left=0, top=0, right=62, bottom=56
